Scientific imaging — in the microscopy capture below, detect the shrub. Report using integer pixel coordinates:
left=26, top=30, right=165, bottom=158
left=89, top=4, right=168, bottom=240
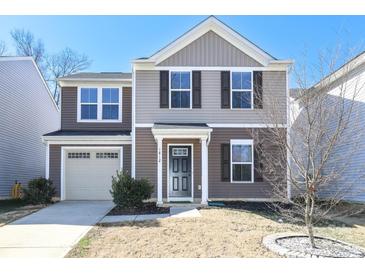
left=22, top=177, right=55, bottom=205
left=110, top=170, right=154, bottom=209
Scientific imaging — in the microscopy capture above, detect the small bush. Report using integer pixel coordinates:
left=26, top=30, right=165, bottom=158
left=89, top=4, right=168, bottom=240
left=23, top=177, right=55, bottom=205
left=110, top=170, right=154, bottom=209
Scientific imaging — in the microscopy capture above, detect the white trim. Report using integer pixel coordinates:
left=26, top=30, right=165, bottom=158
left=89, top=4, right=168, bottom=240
left=136, top=123, right=287, bottom=128
left=60, top=146, right=123, bottom=201
left=135, top=123, right=154, bottom=128
left=59, top=80, right=132, bottom=87
left=169, top=70, right=193, bottom=109
left=157, top=137, right=163, bottom=205
left=286, top=67, right=291, bottom=201
left=133, top=63, right=290, bottom=71
left=144, top=17, right=274, bottom=66
left=151, top=128, right=212, bottom=141
left=230, top=70, right=254, bottom=110
left=131, top=65, right=136, bottom=177
left=46, top=140, right=131, bottom=145
left=59, top=78, right=132, bottom=82
left=201, top=137, right=208, bottom=205
left=77, top=85, right=123, bottom=123
left=45, top=142, right=50, bottom=179
left=42, top=135, right=131, bottom=143
left=207, top=123, right=287, bottom=128
left=230, top=139, right=254, bottom=184
left=167, top=144, right=194, bottom=202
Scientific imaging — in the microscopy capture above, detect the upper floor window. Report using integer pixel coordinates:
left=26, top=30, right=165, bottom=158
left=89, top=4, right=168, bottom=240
left=231, top=71, right=253, bottom=109
left=80, top=88, right=98, bottom=120
left=102, top=88, right=119, bottom=120
left=231, top=139, right=254, bottom=183
left=170, top=71, right=191, bottom=108
left=78, top=87, right=122, bottom=122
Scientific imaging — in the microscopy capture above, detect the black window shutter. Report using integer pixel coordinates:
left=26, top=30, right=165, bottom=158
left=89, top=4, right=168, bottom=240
left=254, top=143, right=264, bottom=182
left=253, top=71, right=263, bottom=109
left=160, top=71, right=169, bottom=108
left=221, top=71, right=230, bottom=108
left=192, top=71, right=201, bottom=108
left=221, top=144, right=231, bottom=181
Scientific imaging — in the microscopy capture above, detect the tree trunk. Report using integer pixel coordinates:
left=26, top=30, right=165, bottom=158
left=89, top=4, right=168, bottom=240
left=304, top=195, right=316, bottom=248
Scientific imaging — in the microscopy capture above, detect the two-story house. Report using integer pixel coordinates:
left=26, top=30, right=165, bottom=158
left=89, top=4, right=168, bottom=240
left=43, top=16, right=292, bottom=205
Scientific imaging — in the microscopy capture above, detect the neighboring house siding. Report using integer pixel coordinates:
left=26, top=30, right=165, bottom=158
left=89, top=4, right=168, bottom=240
left=61, top=86, right=131, bottom=131
left=135, top=70, right=286, bottom=124
left=49, top=144, right=132, bottom=196
left=0, top=59, right=60, bottom=197
left=157, top=31, right=263, bottom=67
left=318, top=68, right=365, bottom=202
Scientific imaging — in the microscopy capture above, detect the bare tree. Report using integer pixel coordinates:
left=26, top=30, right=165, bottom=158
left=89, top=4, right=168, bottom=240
left=253, top=47, right=365, bottom=248
left=46, top=47, right=91, bottom=104
left=0, top=40, right=7, bottom=56
left=11, top=29, right=45, bottom=65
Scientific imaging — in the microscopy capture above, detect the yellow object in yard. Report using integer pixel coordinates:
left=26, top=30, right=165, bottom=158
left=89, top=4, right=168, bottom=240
left=11, top=181, right=22, bottom=199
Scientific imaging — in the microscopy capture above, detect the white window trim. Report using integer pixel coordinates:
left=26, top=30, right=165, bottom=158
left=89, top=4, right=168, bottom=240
left=169, top=70, right=192, bottom=110
left=230, top=70, right=254, bottom=110
left=77, top=86, right=123, bottom=123
left=230, top=139, right=254, bottom=184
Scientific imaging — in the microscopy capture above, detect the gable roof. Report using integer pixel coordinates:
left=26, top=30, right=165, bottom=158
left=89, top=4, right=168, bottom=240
left=313, top=50, right=365, bottom=90
left=133, top=16, right=286, bottom=66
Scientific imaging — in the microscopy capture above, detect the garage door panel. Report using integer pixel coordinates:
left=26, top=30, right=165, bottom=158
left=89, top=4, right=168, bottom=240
left=65, top=150, right=120, bottom=200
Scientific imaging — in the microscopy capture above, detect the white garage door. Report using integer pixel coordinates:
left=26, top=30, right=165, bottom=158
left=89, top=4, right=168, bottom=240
left=65, top=149, right=121, bottom=200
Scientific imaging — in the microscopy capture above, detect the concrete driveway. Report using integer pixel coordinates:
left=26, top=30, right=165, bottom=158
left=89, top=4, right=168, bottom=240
left=0, top=201, right=113, bottom=258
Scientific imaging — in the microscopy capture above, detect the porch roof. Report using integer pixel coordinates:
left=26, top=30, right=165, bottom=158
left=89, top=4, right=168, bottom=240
left=151, top=123, right=212, bottom=141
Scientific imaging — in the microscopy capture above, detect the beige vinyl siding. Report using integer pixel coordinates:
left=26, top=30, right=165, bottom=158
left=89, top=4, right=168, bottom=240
left=61, top=86, right=131, bottom=131
left=157, top=31, right=263, bottom=67
left=0, top=59, right=60, bottom=197
left=135, top=70, right=286, bottom=124
left=49, top=144, right=131, bottom=197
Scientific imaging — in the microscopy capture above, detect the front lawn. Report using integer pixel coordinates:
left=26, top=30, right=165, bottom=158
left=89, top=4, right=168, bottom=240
left=67, top=206, right=365, bottom=258
left=0, top=199, right=44, bottom=226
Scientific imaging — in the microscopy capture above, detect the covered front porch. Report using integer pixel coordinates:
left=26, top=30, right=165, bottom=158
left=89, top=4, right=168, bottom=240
left=151, top=123, right=212, bottom=205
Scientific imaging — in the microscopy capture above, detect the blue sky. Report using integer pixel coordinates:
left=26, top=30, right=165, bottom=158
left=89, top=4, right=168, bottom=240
left=0, top=16, right=365, bottom=87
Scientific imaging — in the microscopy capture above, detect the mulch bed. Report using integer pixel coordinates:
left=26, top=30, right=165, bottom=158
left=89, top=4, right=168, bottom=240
left=107, top=202, right=170, bottom=216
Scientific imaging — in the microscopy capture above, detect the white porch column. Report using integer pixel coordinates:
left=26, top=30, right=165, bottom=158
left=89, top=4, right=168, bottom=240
left=157, top=137, right=163, bottom=205
left=201, top=137, right=208, bottom=205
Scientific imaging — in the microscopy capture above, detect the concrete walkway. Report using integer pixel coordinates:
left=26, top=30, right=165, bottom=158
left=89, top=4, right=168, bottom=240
left=0, top=201, right=113, bottom=258
left=100, top=206, right=201, bottom=224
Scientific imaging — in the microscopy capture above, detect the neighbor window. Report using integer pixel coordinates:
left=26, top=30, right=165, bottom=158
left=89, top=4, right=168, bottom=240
left=80, top=88, right=98, bottom=120
left=231, top=71, right=253, bottom=109
left=170, top=71, right=191, bottom=108
left=231, top=139, right=254, bottom=182
left=102, top=88, right=119, bottom=120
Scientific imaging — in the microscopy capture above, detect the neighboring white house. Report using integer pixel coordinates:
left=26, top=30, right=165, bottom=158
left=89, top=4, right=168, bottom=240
left=0, top=57, right=60, bottom=198
left=290, top=51, right=365, bottom=203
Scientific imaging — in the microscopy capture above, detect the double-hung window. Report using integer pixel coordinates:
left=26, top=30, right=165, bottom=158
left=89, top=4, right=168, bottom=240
left=231, top=71, right=253, bottom=109
left=78, top=87, right=121, bottom=122
left=170, top=71, right=191, bottom=108
left=231, top=139, right=254, bottom=183
left=80, top=88, right=98, bottom=120
left=102, top=88, right=119, bottom=120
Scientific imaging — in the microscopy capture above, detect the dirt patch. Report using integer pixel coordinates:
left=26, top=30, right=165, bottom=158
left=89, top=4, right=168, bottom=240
left=108, top=203, right=170, bottom=215
left=0, top=204, right=45, bottom=226
left=67, top=207, right=365, bottom=258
